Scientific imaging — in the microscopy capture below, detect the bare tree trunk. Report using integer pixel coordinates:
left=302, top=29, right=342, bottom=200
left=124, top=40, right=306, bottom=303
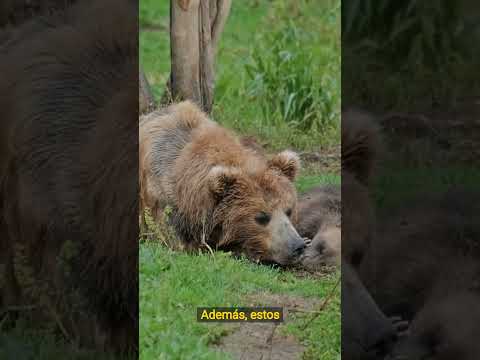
left=168, top=0, right=231, bottom=113
left=139, top=67, right=155, bottom=114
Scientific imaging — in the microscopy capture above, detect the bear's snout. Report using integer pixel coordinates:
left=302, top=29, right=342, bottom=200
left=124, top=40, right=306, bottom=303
left=289, top=235, right=306, bottom=257
left=269, top=213, right=307, bottom=265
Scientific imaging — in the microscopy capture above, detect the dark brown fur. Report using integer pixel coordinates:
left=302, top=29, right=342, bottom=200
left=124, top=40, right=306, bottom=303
left=0, top=0, right=138, bottom=351
left=342, top=108, right=381, bottom=187
left=0, top=0, right=77, bottom=28
left=343, top=262, right=397, bottom=360
left=296, top=185, right=340, bottom=239
left=340, top=109, right=400, bottom=359
left=360, top=192, right=480, bottom=320
left=341, top=109, right=480, bottom=359
left=296, top=185, right=341, bottom=269
left=389, top=292, right=480, bottom=360
left=342, top=109, right=380, bottom=269
left=295, top=109, right=380, bottom=270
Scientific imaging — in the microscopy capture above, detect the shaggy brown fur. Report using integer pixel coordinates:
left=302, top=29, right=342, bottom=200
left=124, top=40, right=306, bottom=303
left=342, top=171, right=376, bottom=269
left=302, top=226, right=341, bottom=270
left=296, top=185, right=341, bottom=269
left=239, top=135, right=266, bottom=156
left=342, top=108, right=381, bottom=187
left=140, top=101, right=305, bottom=265
left=0, top=0, right=138, bottom=352
left=389, top=292, right=480, bottom=360
left=340, top=109, right=399, bottom=359
left=360, top=192, right=480, bottom=320
left=0, top=0, right=77, bottom=28
left=294, top=109, right=380, bottom=271
left=343, top=262, right=397, bottom=360
left=341, top=109, right=380, bottom=269
left=341, top=109, right=480, bottom=359
left=296, top=185, right=341, bottom=239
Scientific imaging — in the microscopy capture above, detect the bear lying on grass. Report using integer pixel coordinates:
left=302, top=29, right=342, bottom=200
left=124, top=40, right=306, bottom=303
left=295, top=109, right=380, bottom=272
left=296, top=185, right=341, bottom=269
left=140, top=101, right=306, bottom=265
left=0, top=0, right=138, bottom=351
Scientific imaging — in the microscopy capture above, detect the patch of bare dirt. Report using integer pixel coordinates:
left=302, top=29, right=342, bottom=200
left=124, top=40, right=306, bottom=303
left=300, top=146, right=340, bottom=175
left=213, top=293, right=321, bottom=360
left=290, top=266, right=336, bottom=280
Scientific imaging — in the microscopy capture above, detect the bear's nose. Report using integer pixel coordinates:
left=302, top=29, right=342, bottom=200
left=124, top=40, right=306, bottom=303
left=291, top=239, right=306, bottom=256
left=315, top=239, right=326, bottom=254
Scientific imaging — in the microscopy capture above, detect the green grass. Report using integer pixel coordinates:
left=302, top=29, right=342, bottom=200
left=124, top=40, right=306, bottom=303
left=0, top=324, right=123, bottom=360
left=297, top=173, right=340, bottom=193
left=140, top=0, right=340, bottom=151
left=139, top=174, right=341, bottom=360
left=342, top=0, right=480, bottom=111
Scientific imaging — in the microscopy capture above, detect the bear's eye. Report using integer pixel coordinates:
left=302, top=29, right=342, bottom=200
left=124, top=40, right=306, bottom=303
left=255, top=212, right=271, bottom=226
left=285, top=208, right=293, bottom=217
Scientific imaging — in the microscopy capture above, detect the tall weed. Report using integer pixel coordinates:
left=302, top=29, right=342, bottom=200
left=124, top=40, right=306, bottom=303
left=245, top=3, right=338, bottom=133
left=342, top=0, right=480, bottom=109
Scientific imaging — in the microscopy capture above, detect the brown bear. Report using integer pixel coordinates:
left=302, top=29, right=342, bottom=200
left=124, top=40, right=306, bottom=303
left=303, top=227, right=341, bottom=269
left=296, top=185, right=341, bottom=269
left=295, top=108, right=380, bottom=271
left=340, top=109, right=404, bottom=359
left=296, top=185, right=341, bottom=239
left=340, top=109, right=480, bottom=359
left=342, top=262, right=398, bottom=360
left=388, top=291, right=480, bottom=360
left=359, top=192, right=480, bottom=320
left=0, top=0, right=138, bottom=352
left=139, top=101, right=306, bottom=265
left=342, top=108, right=380, bottom=270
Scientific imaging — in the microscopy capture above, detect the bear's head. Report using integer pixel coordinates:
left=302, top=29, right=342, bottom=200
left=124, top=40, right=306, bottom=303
left=301, top=226, right=341, bottom=270
left=207, top=150, right=306, bottom=265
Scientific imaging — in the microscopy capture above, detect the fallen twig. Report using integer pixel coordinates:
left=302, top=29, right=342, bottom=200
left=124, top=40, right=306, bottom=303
left=300, top=275, right=340, bottom=330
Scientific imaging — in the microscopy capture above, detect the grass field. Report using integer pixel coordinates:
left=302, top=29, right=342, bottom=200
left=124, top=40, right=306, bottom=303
left=0, top=325, right=122, bottom=360
left=140, top=1, right=341, bottom=359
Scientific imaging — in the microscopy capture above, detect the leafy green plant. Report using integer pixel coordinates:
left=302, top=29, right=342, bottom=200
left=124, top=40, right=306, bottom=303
left=343, top=0, right=472, bottom=69
left=246, top=23, right=313, bottom=130
left=245, top=19, right=337, bottom=132
left=342, top=0, right=480, bottom=109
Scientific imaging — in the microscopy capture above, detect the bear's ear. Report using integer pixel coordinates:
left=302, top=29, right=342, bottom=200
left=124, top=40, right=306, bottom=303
left=268, top=150, right=300, bottom=181
left=207, top=166, right=243, bottom=200
left=342, top=108, right=380, bottom=186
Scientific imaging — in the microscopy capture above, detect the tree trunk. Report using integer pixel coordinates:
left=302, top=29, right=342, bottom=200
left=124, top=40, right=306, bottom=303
left=168, top=0, right=231, bottom=113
